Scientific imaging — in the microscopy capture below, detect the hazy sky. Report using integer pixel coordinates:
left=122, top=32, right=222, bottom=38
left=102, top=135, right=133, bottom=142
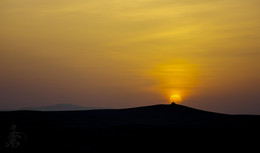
left=1, top=0, right=260, bottom=114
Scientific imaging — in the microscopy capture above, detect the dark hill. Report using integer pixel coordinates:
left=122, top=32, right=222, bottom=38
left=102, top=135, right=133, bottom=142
left=0, top=103, right=259, bottom=152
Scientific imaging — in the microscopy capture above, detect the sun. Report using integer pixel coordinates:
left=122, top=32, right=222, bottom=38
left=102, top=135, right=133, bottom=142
left=170, top=95, right=182, bottom=104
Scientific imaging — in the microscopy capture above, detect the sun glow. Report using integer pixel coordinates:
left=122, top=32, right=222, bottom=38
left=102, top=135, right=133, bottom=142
left=170, top=94, right=182, bottom=104
left=150, top=60, right=199, bottom=105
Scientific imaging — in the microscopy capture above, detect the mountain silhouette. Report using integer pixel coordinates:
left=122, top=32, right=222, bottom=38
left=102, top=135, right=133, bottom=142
left=0, top=103, right=259, bottom=152
left=4, top=104, right=109, bottom=111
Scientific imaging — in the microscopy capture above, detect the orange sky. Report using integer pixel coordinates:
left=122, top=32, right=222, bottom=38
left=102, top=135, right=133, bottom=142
left=1, top=0, right=260, bottom=114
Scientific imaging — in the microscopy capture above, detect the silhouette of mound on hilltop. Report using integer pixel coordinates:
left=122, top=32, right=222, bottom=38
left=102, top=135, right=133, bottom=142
left=171, top=101, right=176, bottom=105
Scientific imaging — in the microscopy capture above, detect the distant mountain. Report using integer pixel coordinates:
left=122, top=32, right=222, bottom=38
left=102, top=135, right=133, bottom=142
left=17, top=104, right=108, bottom=111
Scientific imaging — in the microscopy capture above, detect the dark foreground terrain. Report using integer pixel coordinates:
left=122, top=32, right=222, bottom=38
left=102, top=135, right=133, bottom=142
left=1, top=103, right=260, bottom=152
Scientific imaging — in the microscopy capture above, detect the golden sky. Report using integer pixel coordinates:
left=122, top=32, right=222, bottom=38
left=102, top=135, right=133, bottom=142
left=1, top=0, right=260, bottom=114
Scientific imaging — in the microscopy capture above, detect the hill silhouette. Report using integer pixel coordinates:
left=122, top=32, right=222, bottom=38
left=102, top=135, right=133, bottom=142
left=0, top=103, right=259, bottom=152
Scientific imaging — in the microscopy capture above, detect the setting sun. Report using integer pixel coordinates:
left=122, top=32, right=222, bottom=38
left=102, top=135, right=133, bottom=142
left=170, top=95, right=182, bottom=104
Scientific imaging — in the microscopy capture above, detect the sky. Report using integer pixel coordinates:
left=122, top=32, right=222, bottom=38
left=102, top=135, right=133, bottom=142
left=1, top=0, right=260, bottom=114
